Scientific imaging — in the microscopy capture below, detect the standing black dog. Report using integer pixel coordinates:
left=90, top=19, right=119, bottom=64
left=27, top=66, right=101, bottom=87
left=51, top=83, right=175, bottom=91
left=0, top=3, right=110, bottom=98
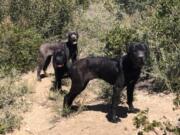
left=37, top=31, right=79, bottom=81
left=52, top=45, right=70, bottom=90
left=63, top=42, right=149, bottom=123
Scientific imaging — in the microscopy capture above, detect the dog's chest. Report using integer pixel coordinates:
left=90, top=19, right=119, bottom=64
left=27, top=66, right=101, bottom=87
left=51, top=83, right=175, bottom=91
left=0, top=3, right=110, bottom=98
left=124, top=69, right=140, bottom=83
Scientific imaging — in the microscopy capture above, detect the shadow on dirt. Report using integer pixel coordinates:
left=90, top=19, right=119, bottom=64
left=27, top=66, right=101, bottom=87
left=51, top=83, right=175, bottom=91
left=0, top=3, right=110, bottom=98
left=85, top=104, right=128, bottom=118
left=69, top=103, right=140, bottom=122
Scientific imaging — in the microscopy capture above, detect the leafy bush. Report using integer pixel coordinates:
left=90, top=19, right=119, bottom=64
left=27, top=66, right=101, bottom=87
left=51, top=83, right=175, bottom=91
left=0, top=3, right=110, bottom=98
left=9, top=0, right=31, bottom=23
left=7, top=0, right=83, bottom=38
left=0, top=22, right=43, bottom=73
left=145, top=0, right=180, bottom=91
left=0, top=0, right=90, bottom=72
left=105, top=0, right=180, bottom=92
left=133, top=109, right=180, bottom=135
left=115, top=0, right=157, bottom=16
left=105, top=26, right=142, bottom=56
left=0, top=112, right=22, bottom=134
left=75, top=0, right=90, bottom=10
left=0, top=0, right=6, bottom=22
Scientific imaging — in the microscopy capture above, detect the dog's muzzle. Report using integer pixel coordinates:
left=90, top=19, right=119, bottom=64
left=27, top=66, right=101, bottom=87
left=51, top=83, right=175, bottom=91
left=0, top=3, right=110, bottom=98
left=72, top=41, right=77, bottom=45
left=71, top=34, right=78, bottom=45
left=56, top=64, right=64, bottom=68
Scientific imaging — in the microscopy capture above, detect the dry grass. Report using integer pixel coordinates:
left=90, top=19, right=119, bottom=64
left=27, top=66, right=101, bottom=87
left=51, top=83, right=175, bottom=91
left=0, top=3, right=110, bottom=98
left=0, top=71, right=32, bottom=134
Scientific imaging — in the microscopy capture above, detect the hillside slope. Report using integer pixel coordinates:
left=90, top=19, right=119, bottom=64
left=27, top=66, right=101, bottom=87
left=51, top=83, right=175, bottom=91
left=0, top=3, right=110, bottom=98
left=8, top=2, right=179, bottom=135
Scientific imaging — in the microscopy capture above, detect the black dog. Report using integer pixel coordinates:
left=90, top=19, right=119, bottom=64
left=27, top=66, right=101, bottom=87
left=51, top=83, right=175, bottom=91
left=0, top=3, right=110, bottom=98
left=37, top=31, right=79, bottom=81
left=52, top=45, right=70, bottom=90
left=63, top=42, right=149, bottom=123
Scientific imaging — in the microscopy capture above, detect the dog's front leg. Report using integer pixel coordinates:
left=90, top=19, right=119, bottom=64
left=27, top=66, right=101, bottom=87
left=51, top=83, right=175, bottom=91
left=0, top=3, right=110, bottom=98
left=127, top=81, right=139, bottom=113
left=51, top=68, right=62, bottom=91
left=107, top=76, right=124, bottom=123
left=127, top=82, right=135, bottom=110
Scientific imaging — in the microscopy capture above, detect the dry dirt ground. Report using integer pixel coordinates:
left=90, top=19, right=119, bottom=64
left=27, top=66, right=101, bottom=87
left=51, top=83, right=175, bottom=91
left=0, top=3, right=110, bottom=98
left=7, top=67, right=179, bottom=135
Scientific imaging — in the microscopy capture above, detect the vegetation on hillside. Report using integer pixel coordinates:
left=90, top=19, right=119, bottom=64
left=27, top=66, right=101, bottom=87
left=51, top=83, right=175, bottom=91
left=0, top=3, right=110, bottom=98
left=105, top=0, right=180, bottom=92
left=0, top=0, right=90, bottom=73
left=0, top=0, right=179, bottom=134
left=133, top=109, right=180, bottom=135
left=0, top=70, right=30, bottom=134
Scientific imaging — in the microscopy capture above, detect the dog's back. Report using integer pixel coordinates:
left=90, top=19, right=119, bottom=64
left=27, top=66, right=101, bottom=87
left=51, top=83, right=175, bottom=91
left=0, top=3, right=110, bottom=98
left=39, top=41, right=66, bottom=56
left=70, top=57, right=121, bottom=84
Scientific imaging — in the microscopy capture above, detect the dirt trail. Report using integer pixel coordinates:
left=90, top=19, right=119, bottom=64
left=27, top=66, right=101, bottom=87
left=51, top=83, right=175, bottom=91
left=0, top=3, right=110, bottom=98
left=7, top=66, right=179, bottom=135
left=7, top=69, right=55, bottom=135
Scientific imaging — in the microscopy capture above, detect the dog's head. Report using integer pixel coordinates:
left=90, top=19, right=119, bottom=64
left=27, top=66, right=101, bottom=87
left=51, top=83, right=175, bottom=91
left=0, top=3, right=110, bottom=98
left=126, top=42, right=149, bottom=68
left=68, top=31, right=79, bottom=45
left=53, top=48, right=67, bottom=68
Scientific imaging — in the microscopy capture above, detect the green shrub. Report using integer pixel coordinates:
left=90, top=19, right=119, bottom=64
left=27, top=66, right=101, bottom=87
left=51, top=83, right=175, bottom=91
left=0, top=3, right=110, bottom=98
left=39, top=0, right=76, bottom=37
left=133, top=109, right=179, bottom=135
left=0, top=71, right=28, bottom=109
left=0, top=112, right=22, bottom=134
left=0, top=0, right=88, bottom=73
left=0, top=0, right=6, bottom=22
left=105, top=0, right=180, bottom=92
left=145, top=0, right=180, bottom=91
left=0, top=23, right=43, bottom=73
left=7, top=0, right=79, bottom=38
left=9, top=0, right=31, bottom=23
left=115, top=0, right=157, bottom=16
left=75, top=0, right=90, bottom=10
left=105, top=26, right=143, bottom=56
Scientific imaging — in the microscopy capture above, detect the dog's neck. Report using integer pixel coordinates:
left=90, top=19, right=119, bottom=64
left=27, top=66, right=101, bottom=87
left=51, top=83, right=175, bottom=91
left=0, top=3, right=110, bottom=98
left=123, top=55, right=142, bottom=71
left=66, top=41, right=77, bottom=49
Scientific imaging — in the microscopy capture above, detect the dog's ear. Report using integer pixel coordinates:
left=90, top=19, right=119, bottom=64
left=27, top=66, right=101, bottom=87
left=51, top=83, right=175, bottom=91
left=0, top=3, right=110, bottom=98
left=66, top=31, right=71, bottom=39
left=126, top=43, right=130, bottom=53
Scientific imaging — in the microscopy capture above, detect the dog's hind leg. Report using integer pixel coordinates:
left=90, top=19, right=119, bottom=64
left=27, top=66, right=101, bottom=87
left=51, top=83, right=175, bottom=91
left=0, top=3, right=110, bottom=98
left=37, top=54, right=45, bottom=81
left=43, top=55, right=51, bottom=76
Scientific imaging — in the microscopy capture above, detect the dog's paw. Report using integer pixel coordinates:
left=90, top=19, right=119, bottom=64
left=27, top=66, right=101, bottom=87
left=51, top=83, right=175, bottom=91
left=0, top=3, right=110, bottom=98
left=59, top=90, right=68, bottom=95
left=44, top=72, right=48, bottom=77
left=37, top=77, right=41, bottom=82
left=128, top=105, right=140, bottom=113
left=50, top=86, right=64, bottom=93
left=106, top=114, right=121, bottom=123
left=50, top=86, right=56, bottom=91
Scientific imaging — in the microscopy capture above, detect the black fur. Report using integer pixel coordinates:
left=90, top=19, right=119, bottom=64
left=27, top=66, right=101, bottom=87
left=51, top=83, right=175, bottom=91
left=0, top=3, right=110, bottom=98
left=52, top=45, right=69, bottom=90
left=37, top=31, right=79, bottom=81
left=63, top=42, right=149, bottom=123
